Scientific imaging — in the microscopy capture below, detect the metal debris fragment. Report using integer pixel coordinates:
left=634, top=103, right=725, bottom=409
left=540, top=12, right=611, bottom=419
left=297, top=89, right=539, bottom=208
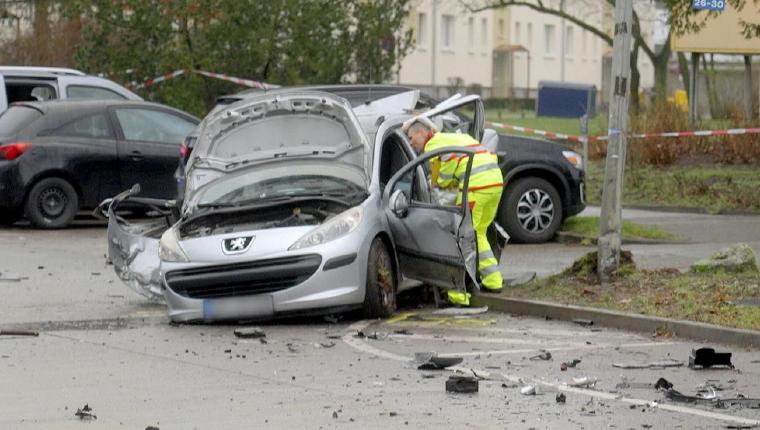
left=75, top=404, right=97, bottom=420
left=0, top=329, right=39, bottom=337
left=568, top=377, right=598, bottom=388
left=613, top=359, right=683, bottom=369
left=520, top=385, right=536, bottom=395
left=233, top=327, right=266, bottom=339
left=417, top=354, right=464, bottom=370
left=446, top=375, right=478, bottom=393
left=556, top=392, right=567, bottom=403
left=689, top=347, right=734, bottom=369
left=561, top=359, right=581, bottom=371
left=573, top=319, right=594, bottom=327
left=529, top=351, right=552, bottom=361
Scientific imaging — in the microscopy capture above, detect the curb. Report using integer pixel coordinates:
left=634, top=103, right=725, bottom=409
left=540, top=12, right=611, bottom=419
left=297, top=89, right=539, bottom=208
left=555, top=231, right=689, bottom=246
left=471, top=295, right=760, bottom=348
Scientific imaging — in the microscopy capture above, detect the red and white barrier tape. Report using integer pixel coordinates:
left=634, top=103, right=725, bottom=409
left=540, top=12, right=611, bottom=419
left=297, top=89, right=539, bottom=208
left=486, top=121, right=760, bottom=142
left=126, top=69, right=276, bottom=90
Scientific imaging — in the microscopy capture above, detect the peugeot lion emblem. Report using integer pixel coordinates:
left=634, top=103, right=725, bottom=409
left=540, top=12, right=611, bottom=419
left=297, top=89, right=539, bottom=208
left=222, top=236, right=254, bottom=254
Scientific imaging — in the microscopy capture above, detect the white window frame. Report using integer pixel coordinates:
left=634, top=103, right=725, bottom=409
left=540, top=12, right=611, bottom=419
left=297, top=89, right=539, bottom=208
left=467, top=17, right=474, bottom=53
left=544, top=24, right=555, bottom=57
left=566, top=25, right=574, bottom=59
left=417, top=12, right=427, bottom=48
left=514, top=21, right=521, bottom=45
left=480, top=18, right=488, bottom=54
left=441, top=15, right=455, bottom=51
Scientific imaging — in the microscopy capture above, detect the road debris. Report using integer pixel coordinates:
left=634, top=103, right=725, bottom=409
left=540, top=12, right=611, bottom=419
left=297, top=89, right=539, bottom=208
left=314, top=342, right=336, bottom=349
left=717, top=398, right=760, bottom=409
left=689, top=347, right=734, bottom=369
left=145, top=426, right=159, bottom=430
left=446, top=375, right=478, bottom=393
left=664, top=388, right=718, bottom=406
left=417, top=354, right=464, bottom=370
left=529, top=350, right=552, bottom=361
left=520, top=385, right=536, bottom=395
left=432, top=306, right=488, bottom=316
left=393, top=329, right=412, bottom=335
left=233, top=327, right=266, bottom=339
left=568, top=377, right=598, bottom=388
left=655, top=377, right=674, bottom=391
left=573, top=319, right=594, bottom=327
left=556, top=392, right=567, bottom=403
left=0, top=329, right=39, bottom=337
left=612, top=359, right=683, bottom=369
left=0, top=271, right=23, bottom=282
left=74, top=404, right=97, bottom=420
left=561, top=359, right=581, bottom=371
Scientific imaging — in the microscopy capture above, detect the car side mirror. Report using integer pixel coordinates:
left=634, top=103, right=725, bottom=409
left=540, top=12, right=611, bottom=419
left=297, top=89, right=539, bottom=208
left=389, top=189, right=410, bottom=218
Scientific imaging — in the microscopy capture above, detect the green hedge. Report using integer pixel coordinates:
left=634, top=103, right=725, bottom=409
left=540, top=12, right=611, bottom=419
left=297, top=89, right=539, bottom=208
left=484, top=98, right=535, bottom=111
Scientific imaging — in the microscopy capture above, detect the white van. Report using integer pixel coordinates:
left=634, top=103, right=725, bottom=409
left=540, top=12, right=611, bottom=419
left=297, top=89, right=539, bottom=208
left=0, top=66, right=142, bottom=112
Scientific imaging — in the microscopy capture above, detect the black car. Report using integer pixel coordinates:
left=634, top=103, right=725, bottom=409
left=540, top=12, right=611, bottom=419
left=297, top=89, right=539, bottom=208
left=182, top=85, right=585, bottom=243
left=0, top=100, right=199, bottom=228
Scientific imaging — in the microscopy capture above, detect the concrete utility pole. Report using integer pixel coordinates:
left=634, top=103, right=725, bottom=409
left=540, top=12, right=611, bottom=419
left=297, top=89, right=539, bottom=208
left=597, top=0, right=633, bottom=283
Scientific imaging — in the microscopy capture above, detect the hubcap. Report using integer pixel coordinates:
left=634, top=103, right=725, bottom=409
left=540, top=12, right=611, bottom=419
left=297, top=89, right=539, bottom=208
left=516, top=188, right=554, bottom=233
left=38, top=187, right=67, bottom=218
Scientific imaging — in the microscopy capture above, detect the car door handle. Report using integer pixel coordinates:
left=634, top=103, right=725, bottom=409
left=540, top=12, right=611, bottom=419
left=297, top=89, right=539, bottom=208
left=129, top=150, right=144, bottom=161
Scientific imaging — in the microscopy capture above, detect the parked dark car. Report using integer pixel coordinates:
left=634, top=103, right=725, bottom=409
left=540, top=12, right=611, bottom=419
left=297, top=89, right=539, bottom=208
left=0, top=100, right=199, bottom=228
left=180, top=85, right=585, bottom=243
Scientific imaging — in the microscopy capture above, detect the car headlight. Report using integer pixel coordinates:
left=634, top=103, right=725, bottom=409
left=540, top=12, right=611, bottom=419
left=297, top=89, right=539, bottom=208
left=159, top=227, right=189, bottom=262
left=289, top=207, right=363, bottom=250
left=562, top=150, right=583, bottom=170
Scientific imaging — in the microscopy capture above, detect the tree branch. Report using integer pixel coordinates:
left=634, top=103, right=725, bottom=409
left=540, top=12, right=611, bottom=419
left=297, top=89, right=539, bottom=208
left=462, top=0, right=613, bottom=46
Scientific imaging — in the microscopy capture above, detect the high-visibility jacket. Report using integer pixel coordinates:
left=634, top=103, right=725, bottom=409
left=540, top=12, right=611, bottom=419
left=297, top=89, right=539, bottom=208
left=424, top=133, right=503, bottom=192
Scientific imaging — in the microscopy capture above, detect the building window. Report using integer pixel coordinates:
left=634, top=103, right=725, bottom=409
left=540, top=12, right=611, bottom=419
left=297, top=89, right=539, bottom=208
left=566, top=26, right=574, bottom=56
left=441, top=15, right=455, bottom=49
left=544, top=24, right=555, bottom=55
left=417, top=12, right=427, bottom=46
left=514, top=21, right=521, bottom=44
left=498, top=18, right=505, bottom=39
left=468, top=17, right=474, bottom=50
left=527, top=23, right=533, bottom=48
left=481, top=18, right=488, bottom=50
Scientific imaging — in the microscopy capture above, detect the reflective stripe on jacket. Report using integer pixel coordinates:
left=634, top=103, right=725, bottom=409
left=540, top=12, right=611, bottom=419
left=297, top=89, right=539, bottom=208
left=423, top=133, right=503, bottom=192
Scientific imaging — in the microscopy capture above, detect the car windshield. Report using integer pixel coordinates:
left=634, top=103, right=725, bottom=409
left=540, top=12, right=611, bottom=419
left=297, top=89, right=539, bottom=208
left=194, top=169, right=366, bottom=209
left=0, top=106, right=42, bottom=137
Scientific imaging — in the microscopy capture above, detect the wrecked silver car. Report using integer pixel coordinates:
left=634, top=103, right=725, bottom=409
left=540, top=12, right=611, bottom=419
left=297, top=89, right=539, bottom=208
left=101, top=90, right=490, bottom=322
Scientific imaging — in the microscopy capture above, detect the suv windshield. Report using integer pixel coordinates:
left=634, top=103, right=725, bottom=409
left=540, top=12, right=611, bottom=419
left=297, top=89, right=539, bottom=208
left=0, top=106, right=42, bottom=137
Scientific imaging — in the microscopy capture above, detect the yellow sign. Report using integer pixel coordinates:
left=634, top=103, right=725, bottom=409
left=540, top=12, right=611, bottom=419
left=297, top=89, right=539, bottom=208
left=672, top=3, right=760, bottom=54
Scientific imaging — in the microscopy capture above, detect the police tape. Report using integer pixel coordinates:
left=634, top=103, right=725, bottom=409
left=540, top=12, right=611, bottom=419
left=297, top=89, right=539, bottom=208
left=126, top=69, right=277, bottom=90
left=485, top=120, right=760, bottom=142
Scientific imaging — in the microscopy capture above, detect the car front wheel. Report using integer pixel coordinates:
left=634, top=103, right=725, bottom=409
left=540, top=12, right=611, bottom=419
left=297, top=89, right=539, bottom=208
left=500, top=177, right=563, bottom=243
left=362, top=238, right=396, bottom=318
left=24, top=177, right=79, bottom=229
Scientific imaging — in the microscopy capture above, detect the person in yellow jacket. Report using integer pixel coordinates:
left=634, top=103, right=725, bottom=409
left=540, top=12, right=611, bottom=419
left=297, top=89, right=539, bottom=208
left=402, top=116, right=504, bottom=306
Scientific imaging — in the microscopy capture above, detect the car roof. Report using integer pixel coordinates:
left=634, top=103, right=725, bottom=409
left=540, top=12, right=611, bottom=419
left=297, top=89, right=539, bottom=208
left=11, top=99, right=200, bottom=121
left=0, top=66, right=86, bottom=77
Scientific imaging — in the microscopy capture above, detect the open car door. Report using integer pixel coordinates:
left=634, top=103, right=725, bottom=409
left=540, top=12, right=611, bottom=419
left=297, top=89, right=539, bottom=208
left=383, top=147, right=479, bottom=293
left=421, top=94, right=485, bottom=142
left=94, top=184, right=178, bottom=300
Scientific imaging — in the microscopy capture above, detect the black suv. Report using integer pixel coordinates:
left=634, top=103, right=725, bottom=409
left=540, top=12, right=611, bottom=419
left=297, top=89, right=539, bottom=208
left=180, top=85, right=585, bottom=243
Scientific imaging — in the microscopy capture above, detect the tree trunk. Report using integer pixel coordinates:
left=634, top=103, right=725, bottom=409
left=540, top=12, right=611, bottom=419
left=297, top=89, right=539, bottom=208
left=702, top=54, right=720, bottom=119
left=629, top=39, right=641, bottom=114
left=32, top=0, right=50, bottom=64
left=653, top=54, right=669, bottom=100
left=677, top=52, right=690, bottom=98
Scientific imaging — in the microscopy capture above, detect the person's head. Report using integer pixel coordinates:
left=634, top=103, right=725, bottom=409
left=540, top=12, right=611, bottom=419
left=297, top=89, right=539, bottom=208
left=402, top=116, right=437, bottom=154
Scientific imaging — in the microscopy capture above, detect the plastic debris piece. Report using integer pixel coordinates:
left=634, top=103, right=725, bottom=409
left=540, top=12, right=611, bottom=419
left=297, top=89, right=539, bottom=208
left=0, top=271, right=22, bottom=282
left=75, top=404, right=97, bottom=420
left=573, top=319, right=594, bottom=327
left=446, top=375, right=478, bottom=393
left=613, top=360, right=683, bottom=369
left=233, top=327, right=266, bottom=339
left=418, top=355, right=464, bottom=370
left=556, top=393, right=567, bottom=403
left=568, top=377, right=598, bottom=388
left=561, top=359, right=581, bottom=370
left=0, top=329, right=39, bottom=337
left=664, top=388, right=717, bottom=406
left=529, top=351, right=552, bottom=361
left=432, top=306, right=488, bottom=316
left=689, top=347, right=734, bottom=369
left=655, top=378, right=674, bottom=391
left=520, top=385, right=536, bottom=395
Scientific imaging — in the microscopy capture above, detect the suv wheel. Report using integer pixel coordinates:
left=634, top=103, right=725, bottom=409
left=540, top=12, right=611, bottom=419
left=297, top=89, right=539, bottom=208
left=24, top=177, right=79, bottom=229
left=500, top=177, right=563, bottom=243
left=363, top=238, right=396, bottom=318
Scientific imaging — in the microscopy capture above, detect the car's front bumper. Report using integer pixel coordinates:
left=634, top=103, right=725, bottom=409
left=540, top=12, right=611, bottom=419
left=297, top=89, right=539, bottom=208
left=161, top=228, right=374, bottom=323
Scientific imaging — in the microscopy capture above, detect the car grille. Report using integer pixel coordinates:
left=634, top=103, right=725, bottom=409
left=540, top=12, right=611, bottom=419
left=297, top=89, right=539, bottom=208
left=165, top=254, right=322, bottom=299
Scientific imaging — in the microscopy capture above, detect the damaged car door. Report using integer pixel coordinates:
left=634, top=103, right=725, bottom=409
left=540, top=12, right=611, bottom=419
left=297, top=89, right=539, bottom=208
left=383, top=147, right=479, bottom=292
left=96, top=184, right=178, bottom=300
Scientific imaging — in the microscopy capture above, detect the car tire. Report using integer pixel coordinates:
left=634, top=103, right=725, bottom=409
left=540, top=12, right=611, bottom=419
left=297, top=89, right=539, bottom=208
left=362, top=238, right=396, bottom=318
left=24, top=177, right=79, bottom=229
left=499, top=177, right=563, bottom=244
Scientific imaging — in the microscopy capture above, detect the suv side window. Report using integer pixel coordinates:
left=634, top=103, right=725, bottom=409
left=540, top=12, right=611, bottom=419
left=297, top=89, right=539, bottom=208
left=53, top=114, right=114, bottom=139
left=6, top=82, right=57, bottom=103
left=67, top=85, right=126, bottom=100
left=114, top=108, right=196, bottom=145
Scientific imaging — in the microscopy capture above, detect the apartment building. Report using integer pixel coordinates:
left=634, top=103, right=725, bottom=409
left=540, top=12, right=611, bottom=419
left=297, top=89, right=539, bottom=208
left=397, top=0, right=655, bottom=100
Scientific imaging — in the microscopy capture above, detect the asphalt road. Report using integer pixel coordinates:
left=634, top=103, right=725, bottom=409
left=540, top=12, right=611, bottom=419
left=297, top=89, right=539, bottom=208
left=1, top=209, right=759, bottom=428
